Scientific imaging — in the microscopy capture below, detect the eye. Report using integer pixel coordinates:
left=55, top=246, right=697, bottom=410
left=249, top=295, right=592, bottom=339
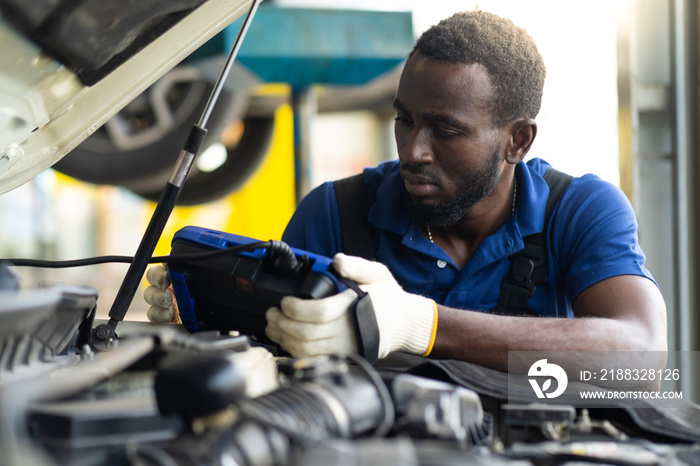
left=433, top=127, right=458, bottom=139
left=394, top=114, right=413, bottom=127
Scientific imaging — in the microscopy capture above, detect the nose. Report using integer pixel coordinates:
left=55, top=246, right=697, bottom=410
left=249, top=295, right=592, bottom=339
left=397, top=126, right=433, bottom=164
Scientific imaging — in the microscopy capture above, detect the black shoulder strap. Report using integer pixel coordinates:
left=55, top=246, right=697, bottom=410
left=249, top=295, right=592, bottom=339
left=334, top=174, right=376, bottom=260
left=543, top=168, right=574, bottom=219
left=494, top=168, right=573, bottom=315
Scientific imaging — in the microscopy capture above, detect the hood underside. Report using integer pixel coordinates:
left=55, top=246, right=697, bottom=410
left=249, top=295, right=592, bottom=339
left=0, top=0, right=253, bottom=195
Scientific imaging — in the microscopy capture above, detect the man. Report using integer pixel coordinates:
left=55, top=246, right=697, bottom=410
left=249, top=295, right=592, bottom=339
left=262, top=10, right=667, bottom=371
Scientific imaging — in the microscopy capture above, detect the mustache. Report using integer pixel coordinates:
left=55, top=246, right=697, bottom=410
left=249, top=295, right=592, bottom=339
left=399, top=163, right=438, bottom=182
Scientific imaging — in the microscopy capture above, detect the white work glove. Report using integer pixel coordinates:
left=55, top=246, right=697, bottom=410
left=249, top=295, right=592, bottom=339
left=265, top=253, right=438, bottom=360
left=143, top=265, right=180, bottom=324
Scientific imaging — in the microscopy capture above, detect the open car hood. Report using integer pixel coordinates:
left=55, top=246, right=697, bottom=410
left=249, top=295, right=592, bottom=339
left=0, top=0, right=253, bottom=195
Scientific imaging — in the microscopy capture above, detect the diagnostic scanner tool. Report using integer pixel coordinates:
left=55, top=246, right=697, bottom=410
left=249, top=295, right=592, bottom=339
left=167, top=226, right=347, bottom=353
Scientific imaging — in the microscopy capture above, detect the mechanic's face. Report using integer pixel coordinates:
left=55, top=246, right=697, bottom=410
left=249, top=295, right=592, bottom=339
left=394, top=52, right=507, bottom=227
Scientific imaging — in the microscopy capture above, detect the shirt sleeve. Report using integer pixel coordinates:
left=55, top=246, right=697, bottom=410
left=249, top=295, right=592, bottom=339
left=550, top=175, right=656, bottom=302
left=281, top=182, right=343, bottom=257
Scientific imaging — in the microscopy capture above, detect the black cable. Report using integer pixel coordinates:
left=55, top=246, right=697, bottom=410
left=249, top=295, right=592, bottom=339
left=267, top=240, right=299, bottom=269
left=4, top=240, right=273, bottom=268
left=7, top=255, right=135, bottom=268
left=345, top=353, right=395, bottom=438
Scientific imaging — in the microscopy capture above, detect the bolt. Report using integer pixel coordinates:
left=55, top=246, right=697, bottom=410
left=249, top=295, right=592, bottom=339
left=1, top=145, right=19, bottom=162
left=95, top=326, right=113, bottom=341
left=0, top=145, right=22, bottom=175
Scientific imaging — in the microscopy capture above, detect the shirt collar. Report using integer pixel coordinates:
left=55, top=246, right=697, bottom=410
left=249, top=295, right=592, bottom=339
left=513, top=160, right=549, bottom=237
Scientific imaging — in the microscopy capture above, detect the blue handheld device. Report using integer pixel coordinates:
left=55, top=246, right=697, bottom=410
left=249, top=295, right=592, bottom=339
left=167, top=226, right=346, bottom=353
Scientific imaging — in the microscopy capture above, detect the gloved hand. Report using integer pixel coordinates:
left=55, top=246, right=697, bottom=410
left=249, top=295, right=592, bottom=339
left=265, top=253, right=438, bottom=360
left=143, top=264, right=181, bottom=324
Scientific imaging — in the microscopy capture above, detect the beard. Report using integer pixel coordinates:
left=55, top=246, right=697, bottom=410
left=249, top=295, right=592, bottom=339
left=403, top=146, right=502, bottom=228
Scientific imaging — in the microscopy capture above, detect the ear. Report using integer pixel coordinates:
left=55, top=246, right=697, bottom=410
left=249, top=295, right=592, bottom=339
left=505, top=118, right=537, bottom=165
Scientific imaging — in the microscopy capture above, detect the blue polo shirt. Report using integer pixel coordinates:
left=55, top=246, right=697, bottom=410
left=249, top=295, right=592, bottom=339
left=282, top=158, right=655, bottom=318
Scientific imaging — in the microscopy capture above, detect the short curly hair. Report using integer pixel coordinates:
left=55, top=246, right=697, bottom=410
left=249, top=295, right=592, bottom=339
left=411, top=10, right=546, bottom=127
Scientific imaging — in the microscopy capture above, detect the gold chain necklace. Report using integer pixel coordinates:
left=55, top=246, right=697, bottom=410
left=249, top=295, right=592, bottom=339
left=426, top=178, right=517, bottom=244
